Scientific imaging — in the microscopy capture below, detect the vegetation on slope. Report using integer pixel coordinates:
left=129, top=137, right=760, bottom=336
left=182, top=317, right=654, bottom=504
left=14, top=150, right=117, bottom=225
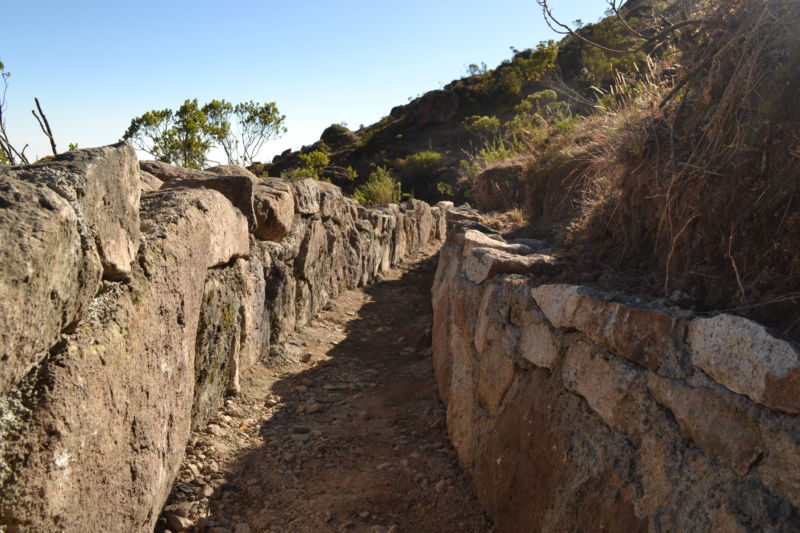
left=271, top=0, right=799, bottom=334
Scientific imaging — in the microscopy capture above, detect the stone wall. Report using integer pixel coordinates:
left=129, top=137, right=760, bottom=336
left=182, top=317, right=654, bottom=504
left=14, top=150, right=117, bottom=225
left=0, top=143, right=448, bottom=532
left=432, top=225, right=800, bottom=532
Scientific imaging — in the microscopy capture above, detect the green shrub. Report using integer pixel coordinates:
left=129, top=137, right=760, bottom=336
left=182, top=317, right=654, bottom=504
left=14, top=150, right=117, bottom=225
left=282, top=149, right=330, bottom=180
left=436, top=181, right=455, bottom=196
left=354, top=166, right=402, bottom=206
left=401, top=151, right=444, bottom=189
left=463, top=115, right=501, bottom=141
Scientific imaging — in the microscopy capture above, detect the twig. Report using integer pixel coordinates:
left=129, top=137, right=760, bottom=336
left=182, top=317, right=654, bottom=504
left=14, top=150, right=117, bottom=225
left=727, top=228, right=746, bottom=301
left=32, top=97, right=57, bottom=156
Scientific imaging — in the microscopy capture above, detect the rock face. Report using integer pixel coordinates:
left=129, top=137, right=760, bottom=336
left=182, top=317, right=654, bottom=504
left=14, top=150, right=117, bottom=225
left=0, top=147, right=447, bottom=532
left=432, top=225, right=800, bottom=532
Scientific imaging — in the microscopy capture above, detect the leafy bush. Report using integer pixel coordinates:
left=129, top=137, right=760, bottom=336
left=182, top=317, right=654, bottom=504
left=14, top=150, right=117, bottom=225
left=463, top=115, right=501, bottom=141
left=353, top=166, right=402, bottom=206
left=493, top=41, right=559, bottom=101
left=282, top=149, right=330, bottom=180
left=579, top=17, right=646, bottom=82
left=401, top=151, right=443, bottom=187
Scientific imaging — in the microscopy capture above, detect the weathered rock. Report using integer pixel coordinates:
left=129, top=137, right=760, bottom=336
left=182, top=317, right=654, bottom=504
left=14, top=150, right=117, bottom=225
left=235, top=255, right=269, bottom=373
left=162, top=173, right=257, bottom=230
left=0, top=176, right=102, bottom=396
left=461, top=228, right=534, bottom=256
left=291, top=178, right=320, bottom=214
left=688, top=314, right=800, bottom=414
left=205, top=164, right=258, bottom=180
left=433, top=225, right=800, bottom=532
left=430, top=206, right=448, bottom=242
left=140, top=170, right=163, bottom=192
left=404, top=198, right=434, bottom=245
left=192, top=266, right=244, bottom=428
left=464, top=247, right=557, bottom=284
left=253, top=179, right=295, bottom=241
left=561, top=340, right=645, bottom=433
left=648, top=375, right=762, bottom=476
left=532, top=284, right=678, bottom=368
left=0, top=187, right=248, bottom=531
left=140, top=160, right=208, bottom=181
left=15, top=142, right=140, bottom=279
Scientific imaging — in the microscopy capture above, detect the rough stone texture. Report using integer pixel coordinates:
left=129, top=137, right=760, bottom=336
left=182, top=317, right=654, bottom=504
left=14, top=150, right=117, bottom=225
left=464, top=247, right=557, bottom=284
left=291, top=178, right=320, bottom=214
left=139, top=160, right=209, bottom=181
left=532, top=284, right=679, bottom=368
left=162, top=173, right=257, bottom=230
left=253, top=178, right=295, bottom=241
left=192, top=266, right=245, bottom=428
left=433, top=225, right=800, bottom=532
left=688, top=313, right=800, bottom=414
left=204, top=164, right=258, bottom=180
left=0, top=187, right=249, bottom=532
left=139, top=170, right=163, bottom=192
left=0, top=153, right=446, bottom=532
left=0, top=177, right=102, bottom=396
left=404, top=198, right=434, bottom=245
left=13, top=142, right=140, bottom=280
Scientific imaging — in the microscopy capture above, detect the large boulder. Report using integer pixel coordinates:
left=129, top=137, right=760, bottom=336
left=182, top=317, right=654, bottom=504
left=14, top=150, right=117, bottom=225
left=0, top=177, right=102, bottom=396
left=15, top=142, right=140, bottom=280
left=162, top=173, right=257, bottom=230
left=0, top=187, right=249, bottom=531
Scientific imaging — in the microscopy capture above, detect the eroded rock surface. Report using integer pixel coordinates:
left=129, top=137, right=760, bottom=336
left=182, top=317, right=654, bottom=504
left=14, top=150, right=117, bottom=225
left=0, top=147, right=447, bottom=532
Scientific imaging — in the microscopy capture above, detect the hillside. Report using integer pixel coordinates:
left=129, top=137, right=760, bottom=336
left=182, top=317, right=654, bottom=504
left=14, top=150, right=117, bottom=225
left=266, top=0, right=800, bottom=337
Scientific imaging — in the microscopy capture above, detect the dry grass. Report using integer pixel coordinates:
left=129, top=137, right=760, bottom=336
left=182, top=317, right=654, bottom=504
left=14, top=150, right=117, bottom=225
left=481, top=208, right=528, bottom=235
left=562, top=0, right=800, bottom=334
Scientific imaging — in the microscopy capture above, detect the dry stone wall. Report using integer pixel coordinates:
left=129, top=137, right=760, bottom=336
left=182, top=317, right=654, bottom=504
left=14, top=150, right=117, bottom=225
left=432, top=225, right=800, bottom=532
left=0, top=143, right=447, bottom=532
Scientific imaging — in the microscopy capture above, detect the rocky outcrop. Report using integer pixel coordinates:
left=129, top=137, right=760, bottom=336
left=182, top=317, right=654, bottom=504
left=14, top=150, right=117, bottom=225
left=0, top=145, right=447, bottom=532
left=433, top=225, right=800, bottom=532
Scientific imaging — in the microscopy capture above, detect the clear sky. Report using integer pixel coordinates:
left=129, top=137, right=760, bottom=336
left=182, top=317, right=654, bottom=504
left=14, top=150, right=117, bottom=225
left=1, top=0, right=608, bottom=163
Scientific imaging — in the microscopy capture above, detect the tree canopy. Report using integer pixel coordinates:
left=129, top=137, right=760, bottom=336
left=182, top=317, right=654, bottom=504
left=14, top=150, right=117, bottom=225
left=123, top=98, right=286, bottom=168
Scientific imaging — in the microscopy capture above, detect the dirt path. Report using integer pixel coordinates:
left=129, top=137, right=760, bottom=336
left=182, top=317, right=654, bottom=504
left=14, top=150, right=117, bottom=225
left=158, top=246, right=493, bottom=533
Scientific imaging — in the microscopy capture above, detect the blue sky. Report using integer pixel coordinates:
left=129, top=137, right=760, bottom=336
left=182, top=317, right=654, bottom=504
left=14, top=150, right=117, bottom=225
left=1, top=1, right=608, bottom=163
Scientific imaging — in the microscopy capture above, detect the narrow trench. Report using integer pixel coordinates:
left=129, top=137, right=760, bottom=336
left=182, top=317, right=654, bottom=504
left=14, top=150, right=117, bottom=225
left=158, top=247, right=493, bottom=533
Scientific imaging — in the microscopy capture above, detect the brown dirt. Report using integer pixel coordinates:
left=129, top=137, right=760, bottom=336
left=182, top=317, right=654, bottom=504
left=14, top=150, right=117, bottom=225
left=157, top=246, right=493, bottom=533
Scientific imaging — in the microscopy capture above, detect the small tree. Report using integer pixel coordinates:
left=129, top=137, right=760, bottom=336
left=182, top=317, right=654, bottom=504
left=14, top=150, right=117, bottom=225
left=219, top=101, right=286, bottom=166
left=0, top=60, right=26, bottom=165
left=124, top=98, right=285, bottom=168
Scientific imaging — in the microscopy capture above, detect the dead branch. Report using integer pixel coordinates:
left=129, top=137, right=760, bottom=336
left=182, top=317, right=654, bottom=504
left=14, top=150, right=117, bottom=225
left=538, top=0, right=704, bottom=58
left=32, top=97, right=57, bottom=156
left=536, top=0, right=630, bottom=54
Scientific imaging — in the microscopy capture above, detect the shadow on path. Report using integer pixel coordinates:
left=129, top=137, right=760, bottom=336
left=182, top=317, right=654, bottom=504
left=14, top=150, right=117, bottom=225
left=160, top=249, right=492, bottom=533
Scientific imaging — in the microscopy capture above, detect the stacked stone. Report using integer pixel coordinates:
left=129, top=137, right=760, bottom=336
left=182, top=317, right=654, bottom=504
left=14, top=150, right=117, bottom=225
left=0, top=143, right=447, bottom=532
left=432, top=225, right=800, bottom=532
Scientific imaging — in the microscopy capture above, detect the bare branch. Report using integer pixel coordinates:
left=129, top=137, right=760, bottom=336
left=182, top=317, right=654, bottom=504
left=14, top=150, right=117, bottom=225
left=32, top=97, right=57, bottom=156
left=536, top=0, right=631, bottom=54
left=606, top=0, right=647, bottom=38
